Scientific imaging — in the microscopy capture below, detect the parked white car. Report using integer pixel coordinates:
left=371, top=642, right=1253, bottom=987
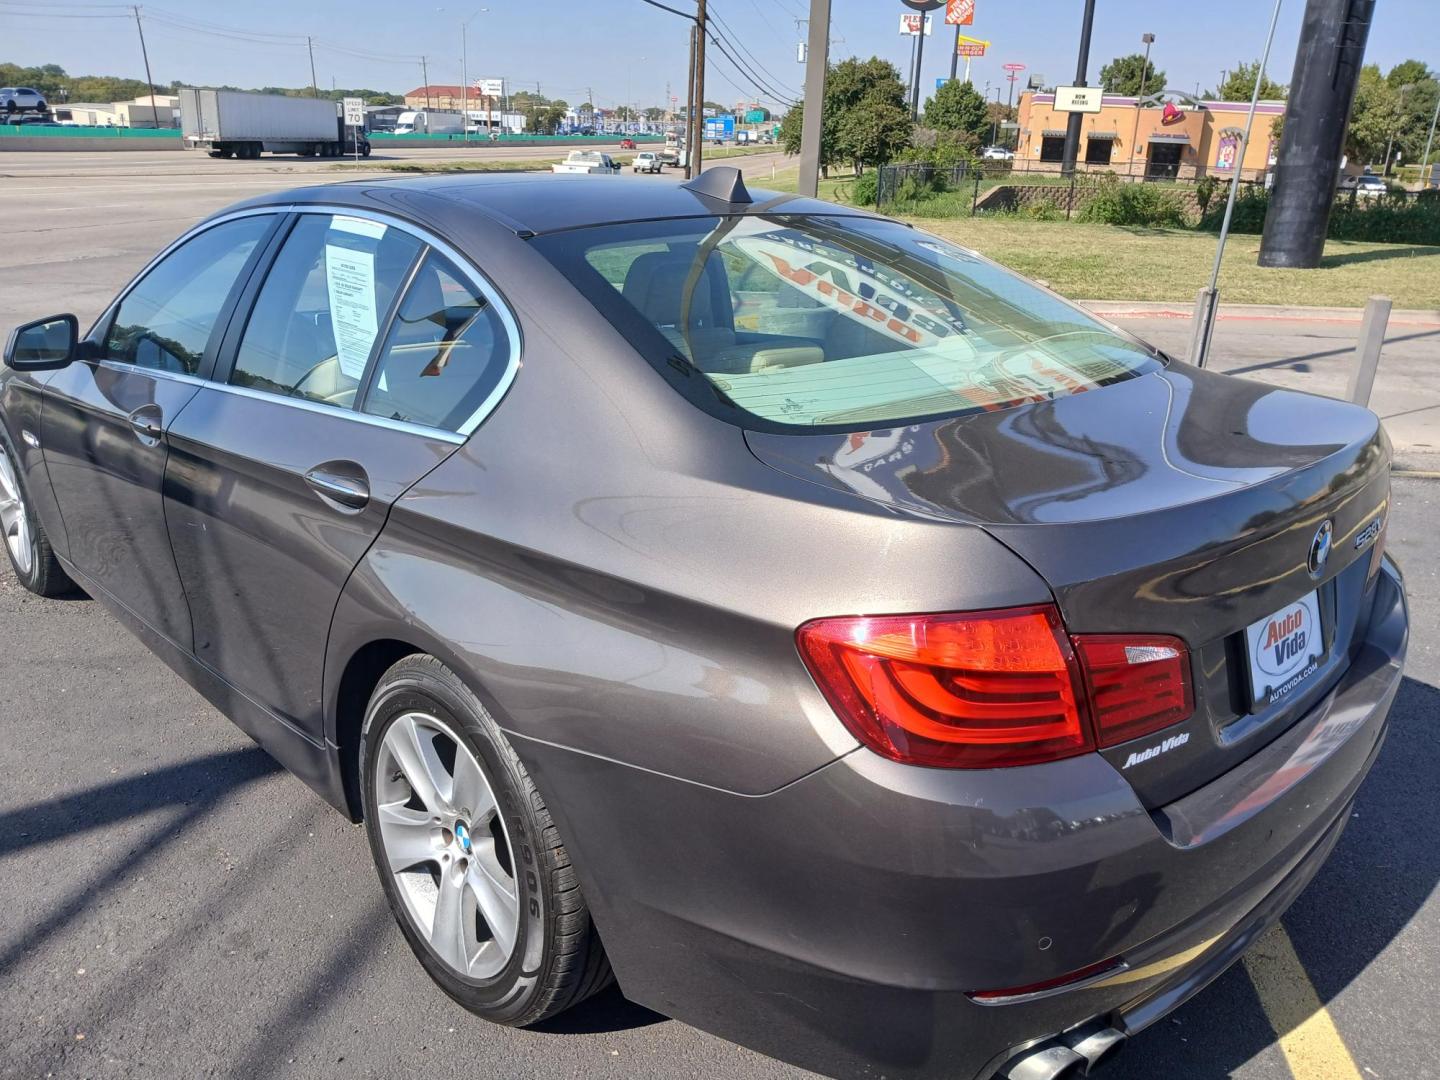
left=1, top=87, right=48, bottom=116
left=632, top=151, right=662, bottom=174
left=552, top=150, right=622, bottom=175
left=981, top=145, right=1014, bottom=161
left=1338, top=174, right=1389, bottom=199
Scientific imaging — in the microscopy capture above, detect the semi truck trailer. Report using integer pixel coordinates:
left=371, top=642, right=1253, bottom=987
left=179, top=88, right=369, bottom=159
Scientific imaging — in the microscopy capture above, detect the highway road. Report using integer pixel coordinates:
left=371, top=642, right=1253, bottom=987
left=1, top=149, right=1436, bottom=1080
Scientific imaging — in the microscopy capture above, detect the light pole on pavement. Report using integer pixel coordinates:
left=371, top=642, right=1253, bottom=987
left=1128, top=33, right=1155, bottom=177
left=459, top=8, right=488, bottom=144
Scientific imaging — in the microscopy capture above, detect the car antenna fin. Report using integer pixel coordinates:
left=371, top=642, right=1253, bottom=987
left=681, top=166, right=753, bottom=206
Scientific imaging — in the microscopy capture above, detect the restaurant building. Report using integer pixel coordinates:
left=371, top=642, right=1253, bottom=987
left=1015, top=91, right=1285, bottom=180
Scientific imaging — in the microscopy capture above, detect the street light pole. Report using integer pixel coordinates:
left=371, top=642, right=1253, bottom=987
left=1382, top=83, right=1414, bottom=176
left=1422, top=90, right=1440, bottom=188
left=1129, top=33, right=1155, bottom=177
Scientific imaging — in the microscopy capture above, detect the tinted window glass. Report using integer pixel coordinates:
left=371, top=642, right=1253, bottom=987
left=533, top=215, right=1160, bottom=431
left=362, top=252, right=512, bottom=431
left=106, top=216, right=270, bottom=374
left=231, top=214, right=422, bottom=407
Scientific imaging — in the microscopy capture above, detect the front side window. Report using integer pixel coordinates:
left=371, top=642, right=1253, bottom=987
left=231, top=214, right=422, bottom=407
left=532, top=215, right=1160, bottom=431
left=361, top=251, right=512, bottom=431
left=106, top=216, right=271, bottom=374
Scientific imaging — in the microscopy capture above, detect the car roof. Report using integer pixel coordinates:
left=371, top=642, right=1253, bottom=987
left=231, top=171, right=886, bottom=237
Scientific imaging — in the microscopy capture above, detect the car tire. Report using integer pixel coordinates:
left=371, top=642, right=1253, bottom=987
left=360, top=654, right=613, bottom=1026
left=0, top=433, right=75, bottom=598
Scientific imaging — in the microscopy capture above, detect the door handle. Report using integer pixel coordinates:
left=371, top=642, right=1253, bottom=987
left=127, top=404, right=163, bottom=445
left=304, top=464, right=370, bottom=511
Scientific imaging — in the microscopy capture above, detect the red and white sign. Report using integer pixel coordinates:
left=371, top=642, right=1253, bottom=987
left=946, top=0, right=975, bottom=25
left=1002, top=62, right=1026, bottom=72
left=956, top=39, right=986, bottom=57
left=899, top=13, right=934, bottom=35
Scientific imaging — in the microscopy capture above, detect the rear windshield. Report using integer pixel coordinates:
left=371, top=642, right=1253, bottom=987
left=530, top=214, right=1161, bottom=432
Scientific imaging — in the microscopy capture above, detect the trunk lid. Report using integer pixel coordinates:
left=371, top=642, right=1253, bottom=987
left=746, top=364, right=1392, bottom=806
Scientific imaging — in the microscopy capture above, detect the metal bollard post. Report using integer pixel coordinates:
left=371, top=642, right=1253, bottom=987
left=1346, top=295, right=1392, bottom=407
left=1187, top=285, right=1220, bottom=368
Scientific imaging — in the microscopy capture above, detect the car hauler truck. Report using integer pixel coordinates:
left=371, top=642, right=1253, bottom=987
left=179, top=88, right=369, bottom=159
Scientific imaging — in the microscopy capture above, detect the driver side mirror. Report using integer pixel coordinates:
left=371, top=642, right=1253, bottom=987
left=4, top=313, right=79, bottom=371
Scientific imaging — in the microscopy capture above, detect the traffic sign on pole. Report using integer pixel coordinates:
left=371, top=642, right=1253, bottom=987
left=342, top=97, right=363, bottom=162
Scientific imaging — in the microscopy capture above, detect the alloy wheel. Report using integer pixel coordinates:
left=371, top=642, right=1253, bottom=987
left=0, top=449, right=33, bottom=577
left=374, top=712, right=521, bottom=980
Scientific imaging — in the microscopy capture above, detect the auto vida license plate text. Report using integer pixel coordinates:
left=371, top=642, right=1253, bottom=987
left=1245, top=590, right=1326, bottom=709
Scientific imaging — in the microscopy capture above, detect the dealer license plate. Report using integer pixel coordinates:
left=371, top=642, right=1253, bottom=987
left=1244, top=590, right=1326, bottom=711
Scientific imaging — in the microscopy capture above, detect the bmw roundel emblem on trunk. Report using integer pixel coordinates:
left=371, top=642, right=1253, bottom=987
left=1308, top=520, right=1334, bottom=576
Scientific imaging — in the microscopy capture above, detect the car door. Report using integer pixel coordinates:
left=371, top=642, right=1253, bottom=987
left=41, top=212, right=277, bottom=646
left=163, top=208, right=519, bottom=741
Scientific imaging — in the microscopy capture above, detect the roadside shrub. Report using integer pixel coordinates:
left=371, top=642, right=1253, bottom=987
left=1196, top=185, right=1269, bottom=233
left=1194, top=175, right=1220, bottom=216
left=1198, top=185, right=1440, bottom=244
left=1021, top=197, right=1064, bottom=221
left=851, top=170, right=879, bottom=206
left=1078, top=177, right=1187, bottom=227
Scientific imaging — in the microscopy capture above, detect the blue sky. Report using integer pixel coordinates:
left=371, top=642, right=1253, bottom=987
left=2, top=0, right=1435, bottom=111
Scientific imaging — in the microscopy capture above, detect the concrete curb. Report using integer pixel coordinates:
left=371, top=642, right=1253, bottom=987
left=1080, top=300, right=1440, bottom=327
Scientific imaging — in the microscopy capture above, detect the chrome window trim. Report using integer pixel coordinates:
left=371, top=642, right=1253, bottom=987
left=87, top=206, right=288, bottom=343
left=93, top=203, right=522, bottom=442
left=209, top=381, right=466, bottom=444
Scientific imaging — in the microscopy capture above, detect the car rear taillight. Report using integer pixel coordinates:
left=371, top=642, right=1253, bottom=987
left=797, top=605, right=1192, bottom=769
left=1071, top=635, right=1192, bottom=747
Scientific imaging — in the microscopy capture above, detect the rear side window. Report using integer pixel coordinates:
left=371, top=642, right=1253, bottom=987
left=105, top=216, right=270, bottom=374
left=532, top=215, right=1161, bottom=432
left=360, top=251, right=512, bottom=431
left=230, top=214, right=422, bottom=407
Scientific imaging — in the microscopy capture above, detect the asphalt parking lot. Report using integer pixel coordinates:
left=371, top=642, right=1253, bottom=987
left=1, top=150, right=1437, bottom=1080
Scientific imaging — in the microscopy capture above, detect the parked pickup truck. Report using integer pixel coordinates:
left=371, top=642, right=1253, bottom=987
left=552, top=150, right=622, bottom=174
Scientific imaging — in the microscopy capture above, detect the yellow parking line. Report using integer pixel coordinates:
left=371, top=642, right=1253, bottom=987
left=1242, top=925, right=1361, bottom=1080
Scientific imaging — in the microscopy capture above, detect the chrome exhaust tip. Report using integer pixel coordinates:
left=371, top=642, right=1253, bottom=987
left=1065, top=1026, right=1126, bottom=1074
left=1004, top=1045, right=1088, bottom=1080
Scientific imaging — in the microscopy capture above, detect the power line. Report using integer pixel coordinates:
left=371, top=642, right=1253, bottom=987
left=708, top=4, right=800, bottom=99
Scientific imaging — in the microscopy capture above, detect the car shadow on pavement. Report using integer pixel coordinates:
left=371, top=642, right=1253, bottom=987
left=1105, top=674, right=1440, bottom=1078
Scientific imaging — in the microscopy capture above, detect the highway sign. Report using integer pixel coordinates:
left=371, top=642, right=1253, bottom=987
left=342, top=97, right=363, bottom=126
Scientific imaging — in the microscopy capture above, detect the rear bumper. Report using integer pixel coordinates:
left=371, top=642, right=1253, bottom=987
left=514, top=561, right=1406, bottom=1080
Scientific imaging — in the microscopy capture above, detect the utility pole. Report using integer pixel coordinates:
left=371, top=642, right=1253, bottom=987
left=685, top=24, right=697, bottom=177
left=797, top=0, right=830, bottom=196
left=131, top=7, right=160, bottom=129
left=461, top=22, right=469, bottom=143
left=694, top=0, right=706, bottom=177
left=1060, top=0, right=1097, bottom=177
left=421, top=57, right=432, bottom=111
left=1128, top=33, right=1155, bottom=177
left=306, top=36, right=319, bottom=99
left=950, top=23, right=961, bottom=82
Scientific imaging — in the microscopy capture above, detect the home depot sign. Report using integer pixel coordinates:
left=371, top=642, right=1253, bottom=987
left=946, top=0, right=975, bottom=25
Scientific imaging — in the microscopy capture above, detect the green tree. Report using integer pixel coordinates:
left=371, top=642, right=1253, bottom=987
left=1211, top=61, right=1286, bottom=102
left=780, top=57, right=910, bottom=174
left=1347, top=64, right=1400, bottom=164
left=923, top=78, right=989, bottom=139
left=839, top=93, right=914, bottom=173
left=1386, top=59, right=1432, bottom=90
left=1099, top=53, right=1166, bottom=97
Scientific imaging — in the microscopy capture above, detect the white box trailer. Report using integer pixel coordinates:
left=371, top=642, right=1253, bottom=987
left=179, top=87, right=369, bottom=159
